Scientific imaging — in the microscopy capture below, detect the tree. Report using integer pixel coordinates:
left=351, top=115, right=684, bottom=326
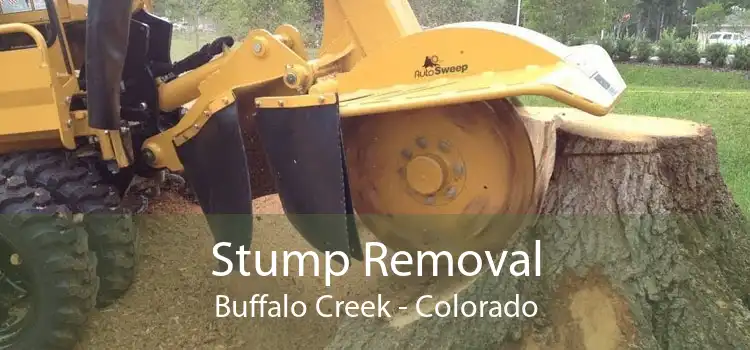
left=208, top=0, right=313, bottom=43
left=154, top=0, right=220, bottom=49
left=523, top=0, right=608, bottom=42
left=696, top=2, right=728, bottom=32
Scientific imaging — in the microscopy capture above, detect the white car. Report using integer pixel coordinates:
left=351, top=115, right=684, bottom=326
left=707, top=31, right=746, bottom=47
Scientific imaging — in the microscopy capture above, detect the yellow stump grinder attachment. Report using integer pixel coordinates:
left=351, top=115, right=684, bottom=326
left=95, top=0, right=626, bottom=265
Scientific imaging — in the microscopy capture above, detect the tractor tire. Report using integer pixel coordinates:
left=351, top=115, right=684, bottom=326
left=0, top=151, right=137, bottom=308
left=0, top=173, right=98, bottom=350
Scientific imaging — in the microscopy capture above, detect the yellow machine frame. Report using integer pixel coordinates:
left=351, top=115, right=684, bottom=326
left=0, top=0, right=152, bottom=165
left=0, top=0, right=624, bottom=179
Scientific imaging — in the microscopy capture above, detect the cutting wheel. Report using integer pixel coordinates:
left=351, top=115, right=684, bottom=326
left=342, top=99, right=537, bottom=255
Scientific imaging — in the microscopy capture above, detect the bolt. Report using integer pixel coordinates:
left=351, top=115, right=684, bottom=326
left=9, top=254, right=21, bottom=266
left=120, top=127, right=129, bottom=133
left=445, top=186, right=457, bottom=199
left=103, top=130, right=109, bottom=135
left=253, top=42, right=263, bottom=53
left=203, top=111, right=210, bottom=117
left=255, top=100, right=261, bottom=108
left=438, top=140, right=451, bottom=153
left=318, top=96, right=326, bottom=104
left=285, top=73, right=298, bottom=85
left=223, top=98, right=230, bottom=105
left=453, top=163, right=465, bottom=176
left=66, top=119, right=72, bottom=128
left=424, top=196, right=436, bottom=205
left=416, top=137, right=427, bottom=148
left=142, top=149, right=156, bottom=165
left=193, top=124, right=199, bottom=129
left=401, top=149, right=412, bottom=159
left=278, top=100, right=285, bottom=107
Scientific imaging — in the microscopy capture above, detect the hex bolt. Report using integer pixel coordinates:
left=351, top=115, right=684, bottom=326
left=438, top=140, right=451, bottom=153
left=318, top=96, right=326, bottom=104
left=9, top=254, right=21, bottom=266
left=285, top=73, right=298, bottom=85
left=416, top=137, right=427, bottom=148
left=453, top=163, right=465, bottom=176
left=143, top=149, right=156, bottom=165
left=445, top=186, right=457, bottom=199
left=278, top=100, right=285, bottom=107
left=253, top=42, right=263, bottom=54
left=66, top=119, right=72, bottom=128
left=401, top=149, right=412, bottom=159
left=193, top=124, right=200, bottom=129
left=424, top=196, right=436, bottom=205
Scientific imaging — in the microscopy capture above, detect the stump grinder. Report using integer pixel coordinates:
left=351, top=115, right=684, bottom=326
left=0, top=0, right=625, bottom=348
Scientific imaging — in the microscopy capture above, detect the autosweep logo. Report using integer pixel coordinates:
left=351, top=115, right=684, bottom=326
left=414, top=55, right=469, bottom=79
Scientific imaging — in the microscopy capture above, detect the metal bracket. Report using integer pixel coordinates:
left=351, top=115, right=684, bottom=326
left=173, top=92, right=236, bottom=146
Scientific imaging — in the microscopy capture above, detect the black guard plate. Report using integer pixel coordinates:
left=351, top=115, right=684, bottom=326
left=254, top=99, right=363, bottom=263
left=176, top=102, right=253, bottom=270
left=86, top=0, right=132, bottom=130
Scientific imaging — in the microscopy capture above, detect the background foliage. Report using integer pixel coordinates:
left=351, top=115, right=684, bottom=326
left=155, top=0, right=750, bottom=70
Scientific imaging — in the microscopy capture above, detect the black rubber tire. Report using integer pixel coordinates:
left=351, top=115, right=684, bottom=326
left=0, top=173, right=98, bottom=350
left=0, top=151, right=137, bottom=308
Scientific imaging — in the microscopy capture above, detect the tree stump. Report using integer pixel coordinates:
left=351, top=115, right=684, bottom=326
left=326, top=107, right=750, bottom=349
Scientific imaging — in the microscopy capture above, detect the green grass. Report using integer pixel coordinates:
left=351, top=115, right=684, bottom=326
left=617, top=64, right=750, bottom=90
left=521, top=63, right=750, bottom=213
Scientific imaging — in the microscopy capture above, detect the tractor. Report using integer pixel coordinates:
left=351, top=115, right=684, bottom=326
left=0, top=0, right=625, bottom=348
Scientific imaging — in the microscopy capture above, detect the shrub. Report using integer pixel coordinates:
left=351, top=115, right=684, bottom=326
left=705, top=43, right=729, bottom=67
left=657, top=37, right=678, bottom=64
left=657, top=28, right=678, bottom=64
left=634, top=39, right=653, bottom=62
left=676, top=38, right=700, bottom=65
left=732, top=45, right=750, bottom=70
left=567, top=36, right=585, bottom=46
left=614, top=37, right=634, bottom=62
left=599, top=36, right=616, bottom=58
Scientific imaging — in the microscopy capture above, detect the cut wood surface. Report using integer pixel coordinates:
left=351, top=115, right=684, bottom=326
left=79, top=107, right=750, bottom=350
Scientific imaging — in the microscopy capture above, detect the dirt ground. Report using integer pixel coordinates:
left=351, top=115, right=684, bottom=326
left=78, top=191, right=467, bottom=349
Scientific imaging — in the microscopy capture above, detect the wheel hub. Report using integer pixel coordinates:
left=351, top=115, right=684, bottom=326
left=405, top=155, right=444, bottom=196
left=342, top=100, right=536, bottom=254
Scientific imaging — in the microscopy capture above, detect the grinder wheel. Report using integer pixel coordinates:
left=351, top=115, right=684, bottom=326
left=342, top=99, right=537, bottom=255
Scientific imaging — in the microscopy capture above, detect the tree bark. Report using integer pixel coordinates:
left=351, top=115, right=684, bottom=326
left=326, top=107, right=750, bottom=349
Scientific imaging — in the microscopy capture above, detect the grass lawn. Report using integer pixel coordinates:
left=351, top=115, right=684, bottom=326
left=521, top=64, right=750, bottom=213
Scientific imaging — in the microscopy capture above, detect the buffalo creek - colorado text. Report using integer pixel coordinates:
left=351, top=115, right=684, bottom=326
left=215, top=292, right=539, bottom=319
